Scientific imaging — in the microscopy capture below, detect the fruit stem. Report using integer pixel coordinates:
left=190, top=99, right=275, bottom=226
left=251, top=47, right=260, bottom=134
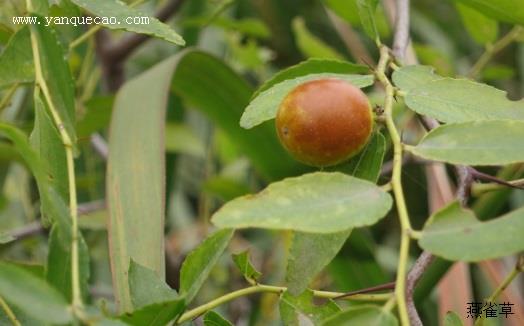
left=376, top=44, right=412, bottom=326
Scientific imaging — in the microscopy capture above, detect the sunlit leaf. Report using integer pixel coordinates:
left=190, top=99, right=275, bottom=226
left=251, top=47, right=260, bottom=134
left=292, top=17, right=344, bottom=60
left=128, top=260, right=178, bottom=309
left=456, top=3, right=498, bottom=44
left=407, top=120, right=524, bottom=165
left=70, top=0, right=184, bottom=45
left=279, top=289, right=340, bottom=325
left=212, top=172, right=392, bottom=233
left=232, top=250, right=261, bottom=283
left=241, top=74, right=374, bottom=129
left=453, top=0, right=524, bottom=25
left=203, top=311, right=233, bottom=326
left=0, top=26, right=33, bottom=88
left=357, top=0, right=380, bottom=41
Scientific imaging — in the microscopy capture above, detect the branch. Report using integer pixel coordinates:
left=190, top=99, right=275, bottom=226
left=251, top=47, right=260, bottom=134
left=406, top=251, right=435, bottom=326
left=392, top=0, right=410, bottom=62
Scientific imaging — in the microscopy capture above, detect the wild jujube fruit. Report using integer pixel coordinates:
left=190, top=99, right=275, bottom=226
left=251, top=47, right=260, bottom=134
left=275, top=79, right=373, bottom=167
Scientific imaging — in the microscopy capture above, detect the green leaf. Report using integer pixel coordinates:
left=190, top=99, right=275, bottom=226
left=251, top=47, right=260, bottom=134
left=165, top=123, right=206, bottom=157
left=403, top=78, right=524, bottom=123
left=444, top=311, right=464, bottom=326
left=419, top=202, right=524, bottom=261
left=203, top=311, right=234, bottom=326
left=128, top=260, right=178, bottom=309
left=240, top=74, right=374, bottom=129
left=46, top=224, right=90, bottom=302
left=335, top=132, right=386, bottom=183
left=279, top=289, right=340, bottom=325
left=171, top=51, right=304, bottom=180
left=291, top=17, right=344, bottom=60
left=179, top=229, right=234, bottom=304
left=286, top=230, right=351, bottom=295
left=203, top=177, right=251, bottom=202
left=357, top=0, right=380, bottom=41
left=108, top=50, right=303, bottom=310
left=285, top=133, right=385, bottom=295
left=456, top=3, right=498, bottom=44
left=453, top=0, right=524, bottom=25
left=29, top=14, right=76, bottom=145
left=212, top=172, right=392, bottom=233
left=392, top=65, right=443, bottom=92
left=0, top=26, right=33, bottom=88
left=70, top=0, right=184, bottom=45
left=232, top=250, right=261, bottom=283
left=406, top=120, right=524, bottom=166
left=0, top=262, right=72, bottom=324
left=30, top=90, right=68, bottom=200
left=254, top=58, right=369, bottom=99
left=76, top=96, right=113, bottom=138
left=118, top=299, right=186, bottom=326
left=321, top=305, right=398, bottom=325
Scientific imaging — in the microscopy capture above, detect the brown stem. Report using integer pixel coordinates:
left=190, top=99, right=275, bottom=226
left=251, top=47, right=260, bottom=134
left=406, top=251, right=435, bottom=326
left=333, top=282, right=396, bottom=300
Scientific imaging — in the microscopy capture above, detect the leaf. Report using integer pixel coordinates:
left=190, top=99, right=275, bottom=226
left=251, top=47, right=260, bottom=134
left=70, top=0, right=184, bottom=45
left=203, top=311, right=234, bottom=326
left=212, top=172, right=393, bottom=233
left=321, top=305, right=398, bottom=326
left=285, top=133, right=385, bottom=295
left=0, top=233, right=15, bottom=244
left=419, top=202, right=524, bottom=261
left=335, top=132, right=386, bottom=183
left=443, top=311, right=464, bottom=326
left=165, top=123, right=206, bottom=157
left=0, top=262, right=72, bottom=324
left=291, top=17, right=344, bottom=60
left=128, top=260, right=178, bottom=309
left=254, top=58, right=369, bottom=99
left=108, top=50, right=302, bottom=310
left=240, top=74, right=374, bottom=129
left=29, top=14, right=76, bottom=146
left=279, top=289, right=340, bottom=325
left=403, top=78, right=524, bottom=123
left=406, top=120, right=524, bottom=166
left=118, top=299, right=185, bottom=326
left=286, top=230, right=351, bottom=295
left=357, top=0, right=380, bottom=41
left=0, top=26, right=33, bottom=88
left=453, top=0, right=524, bottom=25
left=171, top=50, right=304, bottom=180
left=179, top=229, right=234, bottom=304
left=46, top=224, right=90, bottom=302
left=456, top=3, right=498, bottom=44
left=392, top=65, right=444, bottom=92
left=76, top=96, right=113, bottom=138
left=232, top=250, right=261, bottom=283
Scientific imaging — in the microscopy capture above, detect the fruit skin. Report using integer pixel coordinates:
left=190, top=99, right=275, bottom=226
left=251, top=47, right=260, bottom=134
left=275, top=78, right=373, bottom=167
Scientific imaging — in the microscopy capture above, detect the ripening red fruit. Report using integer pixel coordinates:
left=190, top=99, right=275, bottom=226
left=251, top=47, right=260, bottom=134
left=275, top=79, right=373, bottom=167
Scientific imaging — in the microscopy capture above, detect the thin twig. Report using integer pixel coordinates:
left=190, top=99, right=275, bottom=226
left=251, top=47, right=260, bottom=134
left=0, top=296, right=20, bottom=326
left=90, top=133, right=109, bottom=161
left=455, top=165, right=474, bottom=206
left=333, top=282, right=396, bottom=300
left=406, top=251, right=435, bottom=326
left=392, top=0, right=410, bottom=62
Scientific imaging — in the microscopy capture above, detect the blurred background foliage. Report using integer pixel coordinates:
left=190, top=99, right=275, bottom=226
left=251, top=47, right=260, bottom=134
left=0, top=0, right=523, bottom=325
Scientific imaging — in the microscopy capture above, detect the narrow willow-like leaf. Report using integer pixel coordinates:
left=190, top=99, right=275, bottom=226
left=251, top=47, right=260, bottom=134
left=203, top=311, right=234, bottom=326
left=407, top=120, right=524, bottom=165
left=108, top=49, right=300, bottom=311
left=321, top=305, right=398, bottom=326
left=0, top=262, right=72, bottom=324
left=280, top=289, right=340, bottom=325
left=212, top=172, right=392, bottom=233
left=232, top=250, right=261, bottom=283
left=292, top=17, right=344, bottom=60
left=0, top=26, right=33, bottom=88
left=29, top=14, right=76, bottom=145
left=453, top=0, right=524, bottom=25
left=357, top=0, right=380, bottom=41
left=70, top=0, right=184, bottom=45
left=128, top=260, right=178, bottom=309
left=179, top=229, right=234, bottom=304
left=254, top=58, right=369, bottom=98
left=419, top=202, right=524, bottom=261
left=240, top=74, right=374, bottom=129
left=455, top=3, right=498, bottom=44
left=443, top=311, right=464, bottom=326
